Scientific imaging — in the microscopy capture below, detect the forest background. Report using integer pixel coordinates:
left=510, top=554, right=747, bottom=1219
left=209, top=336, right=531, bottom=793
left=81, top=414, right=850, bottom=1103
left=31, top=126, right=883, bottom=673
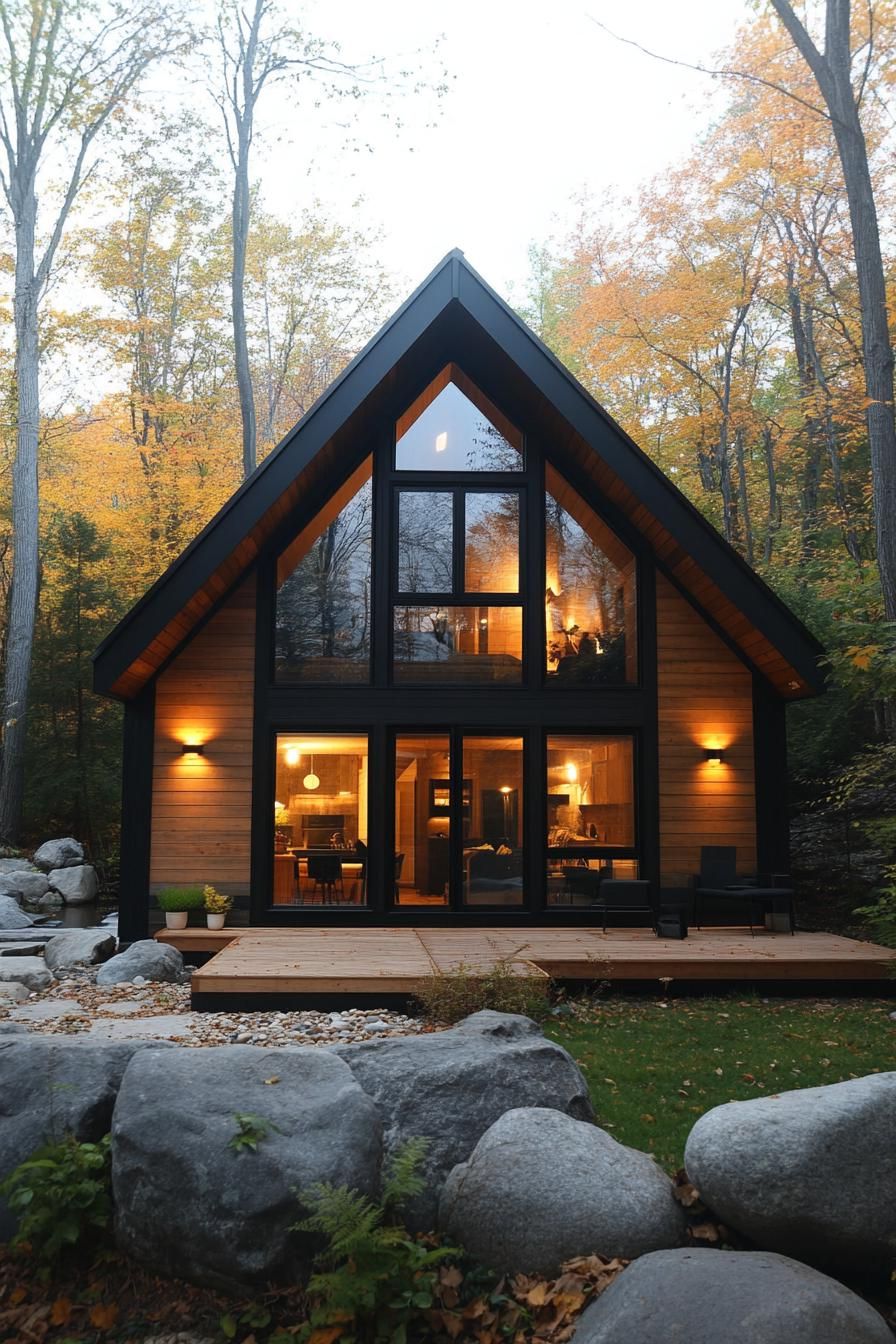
left=0, top=0, right=894, bottom=933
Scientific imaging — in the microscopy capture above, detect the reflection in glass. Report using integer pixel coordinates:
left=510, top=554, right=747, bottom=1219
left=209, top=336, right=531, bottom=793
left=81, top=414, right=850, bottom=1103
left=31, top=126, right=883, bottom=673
left=393, top=606, right=522, bottom=683
left=464, top=493, right=519, bottom=593
left=545, top=465, right=637, bottom=685
left=396, top=366, right=522, bottom=472
left=394, top=735, right=451, bottom=907
left=397, top=491, right=453, bottom=593
left=273, top=734, right=369, bottom=906
left=275, top=461, right=372, bottom=683
left=463, top=736, right=524, bottom=905
left=545, top=734, right=636, bottom=906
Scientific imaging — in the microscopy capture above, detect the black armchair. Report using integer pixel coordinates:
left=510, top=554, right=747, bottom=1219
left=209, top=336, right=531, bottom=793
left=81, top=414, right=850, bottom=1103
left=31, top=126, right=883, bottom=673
left=596, top=879, right=656, bottom=932
left=692, top=845, right=795, bottom=935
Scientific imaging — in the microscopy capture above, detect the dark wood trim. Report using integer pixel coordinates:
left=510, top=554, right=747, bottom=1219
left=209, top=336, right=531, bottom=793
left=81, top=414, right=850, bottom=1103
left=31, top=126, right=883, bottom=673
left=118, top=684, right=155, bottom=943
left=249, top=554, right=277, bottom=926
left=638, top=558, right=661, bottom=894
left=753, top=678, right=790, bottom=876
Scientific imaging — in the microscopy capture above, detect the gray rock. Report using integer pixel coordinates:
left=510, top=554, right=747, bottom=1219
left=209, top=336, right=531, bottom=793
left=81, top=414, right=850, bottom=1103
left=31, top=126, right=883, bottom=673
left=44, top=928, right=116, bottom=974
left=0, top=870, right=48, bottom=903
left=47, top=864, right=98, bottom=905
left=0, top=858, right=35, bottom=873
left=0, top=982, right=29, bottom=1002
left=0, top=942, right=46, bottom=957
left=0, top=1020, right=28, bottom=1031
left=0, top=895, right=34, bottom=929
left=112, top=1044, right=382, bottom=1289
left=569, top=1249, right=892, bottom=1344
left=0, top=957, right=51, bottom=992
left=684, top=1072, right=896, bottom=1272
left=10, top=998, right=84, bottom=1021
left=0, top=1036, right=161, bottom=1240
left=97, top=940, right=182, bottom=985
left=440, top=1108, right=685, bottom=1274
left=333, top=1010, right=593, bottom=1231
left=0, top=929, right=56, bottom=943
left=86, top=1014, right=195, bottom=1040
left=33, top=837, right=84, bottom=871
left=37, top=890, right=64, bottom=907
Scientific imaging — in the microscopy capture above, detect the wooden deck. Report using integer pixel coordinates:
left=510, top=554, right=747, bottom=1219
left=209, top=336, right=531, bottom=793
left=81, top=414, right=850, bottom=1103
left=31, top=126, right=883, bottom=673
left=154, top=926, right=895, bottom=1004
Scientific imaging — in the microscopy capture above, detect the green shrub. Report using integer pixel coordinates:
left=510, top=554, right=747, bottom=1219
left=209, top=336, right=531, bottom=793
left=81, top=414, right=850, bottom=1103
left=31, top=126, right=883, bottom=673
left=415, top=955, right=551, bottom=1025
left=156, top=884, right=206, bottom=912
left=0, top=1135, right=112, bottom=1263
left=854, top=883, right=896, bottom=950
left=294, top=1139, right=461, bottom=1343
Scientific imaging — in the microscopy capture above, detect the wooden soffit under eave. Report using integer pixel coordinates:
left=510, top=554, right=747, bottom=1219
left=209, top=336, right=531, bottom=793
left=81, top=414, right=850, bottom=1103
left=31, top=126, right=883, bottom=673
left=558, top=429, right=817, bottom=699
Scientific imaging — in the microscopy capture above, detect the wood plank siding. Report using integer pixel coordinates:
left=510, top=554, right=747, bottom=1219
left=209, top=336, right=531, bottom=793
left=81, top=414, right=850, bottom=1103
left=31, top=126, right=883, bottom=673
left=149, top=575, right=256, bottom=895
left=656, top=573, right=757, bottom=887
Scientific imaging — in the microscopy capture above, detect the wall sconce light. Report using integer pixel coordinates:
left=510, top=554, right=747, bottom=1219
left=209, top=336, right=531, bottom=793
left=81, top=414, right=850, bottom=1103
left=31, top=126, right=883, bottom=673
left=703, top=747, right=725, bottom=764
left=181, top=743, right=204, bottom=756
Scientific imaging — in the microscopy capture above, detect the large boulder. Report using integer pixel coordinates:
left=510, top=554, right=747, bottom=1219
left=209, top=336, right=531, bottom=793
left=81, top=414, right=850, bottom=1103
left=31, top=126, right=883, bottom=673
left=0, top=1036, right=161, bottom=1240
left=45, top=929, right=117, bottom=974
left=33, top=838, right=84, bottom=872
left=333, top=1010, right=593, bottom=1232
left=97, top=940, right=182, bottom=985
left=0, top=956, right=51, bottom=992
left=111, top=1044, right=382, bottom=1289
left=0, top=895, right=34, bottom=930
left=684, top=1072, right=896, bottom=1272
left=0, top=870, right=49, bottom=903
left=0, top=858, right=35, bottom=874
left=569, top=1249, right=892, bottom=1344
left=48, top=864, right=98, bottom=905
left=440, top=1107, right=685, bottom=1274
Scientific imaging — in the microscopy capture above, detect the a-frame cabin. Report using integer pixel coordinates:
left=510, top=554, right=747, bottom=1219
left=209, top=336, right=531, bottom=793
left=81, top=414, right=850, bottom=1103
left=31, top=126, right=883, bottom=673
left=93, top=251, right=824, bottom=942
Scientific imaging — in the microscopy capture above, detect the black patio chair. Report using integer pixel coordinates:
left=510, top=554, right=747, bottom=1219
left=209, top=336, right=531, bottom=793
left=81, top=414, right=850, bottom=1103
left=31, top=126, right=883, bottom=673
left=560, top=865, right=606, bottom=906
left=595, top=878, right=656, bottom=932
left=692, top=845, right=795, bottom=935
left=307, top=853, right=345, bottom=904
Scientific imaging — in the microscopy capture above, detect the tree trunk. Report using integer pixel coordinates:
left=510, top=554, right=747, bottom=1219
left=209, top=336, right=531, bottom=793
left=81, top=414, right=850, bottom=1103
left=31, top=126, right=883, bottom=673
left=771, top=0, right=896, bottom=619
left=0, top=197, right=41, bottom=842
left=734, top=426, right=754, bottom=564
left=232, top=140, right=256, bottom=479
left=762, top=425, right=781, bottom=564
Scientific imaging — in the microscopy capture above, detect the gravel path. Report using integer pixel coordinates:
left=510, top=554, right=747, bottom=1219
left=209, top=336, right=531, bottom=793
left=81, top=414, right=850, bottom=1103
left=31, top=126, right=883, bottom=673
left=0, top=965, right=435, bottom=1047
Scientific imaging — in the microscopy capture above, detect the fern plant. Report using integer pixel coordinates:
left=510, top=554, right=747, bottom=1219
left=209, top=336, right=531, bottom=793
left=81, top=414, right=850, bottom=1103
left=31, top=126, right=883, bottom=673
left=294, top=1138, right=461, bottom=1344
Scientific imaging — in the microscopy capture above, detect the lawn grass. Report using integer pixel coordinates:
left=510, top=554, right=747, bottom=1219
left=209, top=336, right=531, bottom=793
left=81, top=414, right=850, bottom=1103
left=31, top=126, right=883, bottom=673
left=544, top=995, right=896, bottom=1173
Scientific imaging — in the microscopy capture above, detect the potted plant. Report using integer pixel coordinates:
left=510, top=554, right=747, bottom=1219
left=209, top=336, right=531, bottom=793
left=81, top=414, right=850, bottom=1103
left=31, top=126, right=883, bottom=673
left=204, top=885, right=233, bottom=930
left=157, top=885, right=205, bottom=930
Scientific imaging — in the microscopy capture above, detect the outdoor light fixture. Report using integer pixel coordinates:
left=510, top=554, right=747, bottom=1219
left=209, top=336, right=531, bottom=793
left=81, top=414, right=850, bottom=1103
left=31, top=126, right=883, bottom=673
left=704, top=747, right=726, bottom=764
left=181, top=743, right=204, bottom=756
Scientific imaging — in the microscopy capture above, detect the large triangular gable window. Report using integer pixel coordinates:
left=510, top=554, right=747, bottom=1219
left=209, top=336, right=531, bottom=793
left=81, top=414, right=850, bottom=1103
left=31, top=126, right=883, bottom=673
left=275, top=457, right=372, bottom=683
left=395, top=364, right=523, bottom=472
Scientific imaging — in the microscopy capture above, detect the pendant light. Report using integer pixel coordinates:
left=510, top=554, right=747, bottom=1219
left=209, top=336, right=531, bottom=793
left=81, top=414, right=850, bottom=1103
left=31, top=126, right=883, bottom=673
left=303, top=754, right=320, bottom=790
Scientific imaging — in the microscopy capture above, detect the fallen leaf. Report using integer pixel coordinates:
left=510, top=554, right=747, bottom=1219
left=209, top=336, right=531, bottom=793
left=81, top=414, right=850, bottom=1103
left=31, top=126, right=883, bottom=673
left=263, top=1076, right=280, bottom=1085
left=50, top=1298, right=73, bottom=1326
left=89, top=1302, right=119, bottom=1330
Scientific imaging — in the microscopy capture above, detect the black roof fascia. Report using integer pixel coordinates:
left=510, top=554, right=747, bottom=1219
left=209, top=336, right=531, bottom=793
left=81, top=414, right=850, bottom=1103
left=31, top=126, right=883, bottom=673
left=93, top=248, right=825, bottom=697
left=92, top=253, right=459, bottom=695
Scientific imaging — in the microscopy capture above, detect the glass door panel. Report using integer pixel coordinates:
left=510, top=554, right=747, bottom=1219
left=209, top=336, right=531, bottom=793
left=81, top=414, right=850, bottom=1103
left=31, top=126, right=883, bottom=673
left=273, top=734, right=368, bottom=907
left=462, top=736, right=524, bottom=906
left=546, top=734, right=636, bottom=907
left=393, top=735, right=451, bottom=907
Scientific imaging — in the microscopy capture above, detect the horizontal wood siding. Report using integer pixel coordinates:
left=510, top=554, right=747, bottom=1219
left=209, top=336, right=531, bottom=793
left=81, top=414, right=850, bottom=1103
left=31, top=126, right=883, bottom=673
left=656, top=574, right=756, bottom=887
left=150, top=575, right=256, bottom=895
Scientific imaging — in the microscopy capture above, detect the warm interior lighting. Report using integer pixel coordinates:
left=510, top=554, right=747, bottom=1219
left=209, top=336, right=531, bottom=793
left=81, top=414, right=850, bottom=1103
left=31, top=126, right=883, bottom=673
left=564, top=762, right=578, bottom=783
left=704, top=747, right=726, bottom=764
left=499, top=785, right=513, bottom=794
left=284, top=746, right=300, bottom=767
left=181, top=743, right=204, bottom=756
left=303, top=753, right=320, bottom=790
left=435, top=431, right=448, bottom=452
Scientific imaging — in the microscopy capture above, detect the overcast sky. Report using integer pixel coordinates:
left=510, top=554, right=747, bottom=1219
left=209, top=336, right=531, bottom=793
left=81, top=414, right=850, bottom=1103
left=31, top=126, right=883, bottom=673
left=253, top=0, right=749, bottom=303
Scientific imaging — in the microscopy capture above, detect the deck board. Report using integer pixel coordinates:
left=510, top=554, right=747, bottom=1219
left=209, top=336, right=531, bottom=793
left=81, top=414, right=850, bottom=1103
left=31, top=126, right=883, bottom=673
left=154, top=926, right=895, bottom=1001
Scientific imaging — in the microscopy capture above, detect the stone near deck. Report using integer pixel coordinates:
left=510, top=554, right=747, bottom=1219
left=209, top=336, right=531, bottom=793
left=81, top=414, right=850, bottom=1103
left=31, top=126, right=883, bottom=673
left=0, top=870, right=49, bottom=903
left=47, top=864, right=98, bottom=905
left=0, top=942, right=46, bottom=957
left=0, top=982, right=29, bottom=1003
left=440, top=1107, right=685, bottom=1274
left=44, top=928, right=117, bottom=974
left=0, top=895, right=34, bottom=929
left=97, top=940, right=182, bottom=985
left=333, top=1010, right=593, bottom=1232
left=111, top=1044, right=382, bottom=1289
left=0, top=1036, right=158, bottom=1240
left=33, top=837, right=84, bottom=872
left=684, top=1072, right=896, bottom=1272
left=0, top=858, right=35, bottom=874
left=569, top=1249, right=893, bottom=1344
left=0, top=956, right=51, bottom=992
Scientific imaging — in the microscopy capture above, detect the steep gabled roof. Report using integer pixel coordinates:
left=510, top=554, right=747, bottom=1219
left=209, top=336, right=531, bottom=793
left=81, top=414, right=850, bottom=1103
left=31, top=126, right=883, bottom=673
left=92, top=250, right=825, bottom=700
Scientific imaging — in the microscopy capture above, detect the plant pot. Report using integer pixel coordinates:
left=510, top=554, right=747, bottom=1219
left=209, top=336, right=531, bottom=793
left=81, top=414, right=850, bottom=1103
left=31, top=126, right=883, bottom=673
left=165, top=911, right=188, bottom=930
left=206, top=913, right=227, bottom=930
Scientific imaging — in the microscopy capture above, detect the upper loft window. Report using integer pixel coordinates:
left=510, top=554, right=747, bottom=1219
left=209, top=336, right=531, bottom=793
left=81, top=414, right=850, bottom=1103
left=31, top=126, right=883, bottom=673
left=545, top=464, right=638, bottom=685
left=275, top=458, right=372, bottom=683
left=395, top=365, right=523, bottom=472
